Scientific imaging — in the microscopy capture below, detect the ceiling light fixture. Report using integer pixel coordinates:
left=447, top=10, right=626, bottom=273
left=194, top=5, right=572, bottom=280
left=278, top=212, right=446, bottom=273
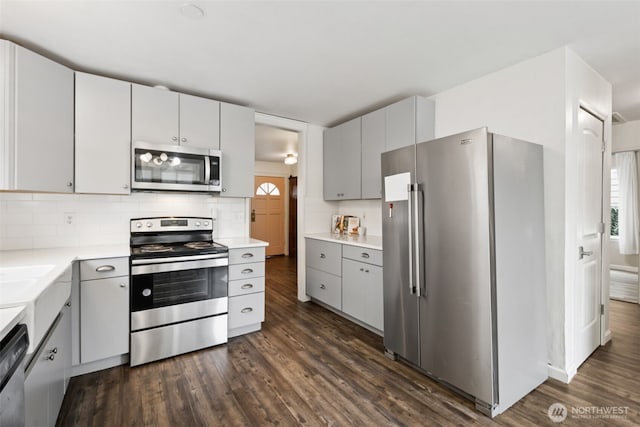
left=180, top=3, right=205, bottom=20
left=284, top=153, right=297, bottom=165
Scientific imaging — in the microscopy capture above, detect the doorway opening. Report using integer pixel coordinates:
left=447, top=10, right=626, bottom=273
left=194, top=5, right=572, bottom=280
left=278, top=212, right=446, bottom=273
left=253, top=123, right=299, bottom=261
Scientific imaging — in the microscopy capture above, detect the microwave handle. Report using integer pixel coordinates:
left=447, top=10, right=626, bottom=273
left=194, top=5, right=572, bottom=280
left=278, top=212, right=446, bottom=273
left=204, top=155, right=211, bottom=185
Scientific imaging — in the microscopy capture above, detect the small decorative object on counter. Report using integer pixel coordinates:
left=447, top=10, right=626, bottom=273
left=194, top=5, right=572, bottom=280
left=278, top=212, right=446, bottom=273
left=332, top=214, right=342, bottom=234
left=347, top=217, right=360, bottom=234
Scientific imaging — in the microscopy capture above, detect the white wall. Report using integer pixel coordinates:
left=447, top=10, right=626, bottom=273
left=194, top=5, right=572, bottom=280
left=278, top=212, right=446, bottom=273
left=0, top=192, right=247, bottom=250
left=429, top=47, right=612, bottom=381
left=612, top=120, right=640, bottom=152
left=337, top=200, right=381, bottom=236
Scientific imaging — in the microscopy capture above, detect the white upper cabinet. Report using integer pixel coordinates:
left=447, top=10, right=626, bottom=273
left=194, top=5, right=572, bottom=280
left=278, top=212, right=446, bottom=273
left=179, top=93, right=220, bottom=149
left=0, top=40, right=74, bottom=192
left=323, top=117, right=362, bottom=200
left=131, top=84, right=220, bottom=150
left=75, top=72, right=131, bottom=194
left=131, top=84, right=180, bottom=145
left=220, top=102, right=255, bottom=197
left=385, top=96, right=435, bottom=151
left=361, top=108, right=386, bottom=199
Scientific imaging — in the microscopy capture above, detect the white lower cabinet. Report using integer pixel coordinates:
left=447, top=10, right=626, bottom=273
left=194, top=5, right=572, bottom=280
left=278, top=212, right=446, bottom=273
left=342, top=259, right=383, bottom=331
left=228, top=247, right=266, bottom=338
left=305, top=238, right=383, bottom=333
left=24, top=303, right=71, bottom=427
left=79, top=257, right=129, bottom=364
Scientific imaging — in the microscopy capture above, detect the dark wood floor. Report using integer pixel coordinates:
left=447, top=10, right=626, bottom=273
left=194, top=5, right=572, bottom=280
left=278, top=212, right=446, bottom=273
left=57, top=256, right=640, bottom=426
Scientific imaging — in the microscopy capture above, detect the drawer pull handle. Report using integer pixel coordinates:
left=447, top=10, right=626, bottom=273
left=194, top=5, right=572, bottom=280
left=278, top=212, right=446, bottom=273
left=96, top=265, right=115, bottom=272
left=320, top=253, right=326, bottom=259
left=241, top=253, right=254, bottom=258
left=241, top=284, right=254, bottom=289
left=241, top=307, right=253, bottom=314
left=320, top=284, right=326, bottom=289
left=120, top=283, right=126, bottom=288
left=361, top=253, right=370, bottom=258
left=241, top=268, right=254, bottom=274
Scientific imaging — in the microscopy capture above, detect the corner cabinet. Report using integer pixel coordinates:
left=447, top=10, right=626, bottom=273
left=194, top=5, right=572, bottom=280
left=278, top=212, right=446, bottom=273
left=75, top=73, right=131, bottom=194
left=0, top=40, right=74, bottom=192
left=323, top=117, right=362, bottom=200
left=131, top=84, right=220, bottom=150
left=220, top=103, right=255, bottom=197
left=228, top=246, right=266, bottom=338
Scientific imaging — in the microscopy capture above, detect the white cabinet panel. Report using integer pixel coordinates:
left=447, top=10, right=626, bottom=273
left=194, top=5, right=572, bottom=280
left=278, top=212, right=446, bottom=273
left=305, top=239, right=341, bottom=275
left=220, top=102, right=255, bottom=197
left=228, top=292, right=265, bottom=329
left=1, top=41, right=74, bottom=192
left=179, top=93, right=220, bottom=149
left=80, top=276, right=129, bottom=364
left=132, top=84, right=179, bottom=145
left=342, top=259, right=383, bottom=331
left=361, top=108, right=385, bottom=199
left=323, top=117, right=361, bottom=200
left=385, top=97, right=416, bottom=152
left=75, top=72, right=131, bottom=194
left=306, top=267, right=342, bottom=309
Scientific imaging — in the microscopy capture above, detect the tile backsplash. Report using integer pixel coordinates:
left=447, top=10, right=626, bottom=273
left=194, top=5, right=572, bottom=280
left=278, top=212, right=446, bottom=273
left=0, top=192, right=247, bottom=250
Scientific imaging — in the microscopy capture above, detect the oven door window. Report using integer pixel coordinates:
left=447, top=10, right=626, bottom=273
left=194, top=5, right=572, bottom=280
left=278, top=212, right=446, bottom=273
left=131, top=266, right=227, bottom=312
left=134, top=148, right=207, bottom=184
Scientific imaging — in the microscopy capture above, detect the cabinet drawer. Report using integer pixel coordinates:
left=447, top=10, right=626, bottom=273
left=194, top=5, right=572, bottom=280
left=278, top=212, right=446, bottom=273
left=306, top=267, right=341, bottom=309
left=229, top=262, right=265, bottom=281
left=228, top=292, right=265, bottom=329
left=80, top=257, right=129, bottom=280
left=229, top=247, right=265, bottom=265
left=343, top=245, right=383, bottom=266
left=306, top=239, right=341, bottom=275
left=229, top=277, right=265, bottom=297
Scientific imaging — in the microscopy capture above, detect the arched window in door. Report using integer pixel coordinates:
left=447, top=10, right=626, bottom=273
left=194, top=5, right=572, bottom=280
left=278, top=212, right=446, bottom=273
left=256, top=182, right=280, bottom=196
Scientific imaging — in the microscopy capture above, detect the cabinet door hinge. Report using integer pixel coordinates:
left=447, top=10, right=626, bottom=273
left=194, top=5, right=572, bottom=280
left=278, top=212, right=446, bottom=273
left=601, top=304, right=605, bottom=315
left=597, top=222, right=605, bottom=234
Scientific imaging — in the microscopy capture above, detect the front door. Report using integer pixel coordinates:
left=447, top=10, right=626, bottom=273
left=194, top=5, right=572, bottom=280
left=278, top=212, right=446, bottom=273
left=574, top=107, right=604, bottom=369
left=251, top=176, right=285, bottom=256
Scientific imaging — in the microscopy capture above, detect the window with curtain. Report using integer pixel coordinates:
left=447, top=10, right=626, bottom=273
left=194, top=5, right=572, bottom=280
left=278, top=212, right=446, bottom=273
left=611, top=167, right=619, bottom=237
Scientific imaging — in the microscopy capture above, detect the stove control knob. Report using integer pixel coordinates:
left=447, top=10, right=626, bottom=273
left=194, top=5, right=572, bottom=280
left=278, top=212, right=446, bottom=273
left=203, top=221, right=210, bottom=227
left=195, top=221, right=201, bottom=227
left=146, top=222, right=153, bottom=228
left=142, top=288, right=151, bottom=297
left=136, top=222, right=143, bottom=228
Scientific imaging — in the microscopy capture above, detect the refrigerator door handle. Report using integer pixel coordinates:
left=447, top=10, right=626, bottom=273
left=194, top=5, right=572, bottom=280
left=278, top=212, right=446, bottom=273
left=407, top=183, right=415, bottom=295
left=414, top=185, right=425, bottom=297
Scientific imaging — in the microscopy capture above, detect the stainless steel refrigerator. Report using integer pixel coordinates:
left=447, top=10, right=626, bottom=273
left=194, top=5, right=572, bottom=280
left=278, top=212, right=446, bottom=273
left=381, top=127, right=547, bottom=417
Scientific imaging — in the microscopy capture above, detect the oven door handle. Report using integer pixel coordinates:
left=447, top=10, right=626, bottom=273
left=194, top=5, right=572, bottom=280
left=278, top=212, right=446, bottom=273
left=131, top=257, right=228, bottom=276
left=131, top=253, right=228, bottom=265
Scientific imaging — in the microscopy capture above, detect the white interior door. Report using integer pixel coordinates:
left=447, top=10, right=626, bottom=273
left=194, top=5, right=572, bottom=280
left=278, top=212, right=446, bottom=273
left=574, top=107, right=604, bottom=369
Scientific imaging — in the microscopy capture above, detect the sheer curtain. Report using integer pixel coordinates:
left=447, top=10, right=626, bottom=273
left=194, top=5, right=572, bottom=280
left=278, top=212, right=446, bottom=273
left=615, top=152, right=640, bottom=254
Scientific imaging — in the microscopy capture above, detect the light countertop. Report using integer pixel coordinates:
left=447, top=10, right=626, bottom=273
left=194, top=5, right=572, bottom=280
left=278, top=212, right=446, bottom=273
left=0, top=305, right=25, bottom=342
left=305, top=233, right=383, bottom=250
left=216, top=237, right=269, bottom=249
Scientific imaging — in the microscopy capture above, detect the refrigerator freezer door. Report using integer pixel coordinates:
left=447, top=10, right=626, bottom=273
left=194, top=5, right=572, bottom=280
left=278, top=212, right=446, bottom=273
left=416, top=128, right=497, bottom=407
left=381, top=144, right=419, bottom=365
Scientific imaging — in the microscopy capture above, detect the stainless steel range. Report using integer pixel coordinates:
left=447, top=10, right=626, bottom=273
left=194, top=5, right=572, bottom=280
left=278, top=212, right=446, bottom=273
left=129, top=217, right=228, bottom=366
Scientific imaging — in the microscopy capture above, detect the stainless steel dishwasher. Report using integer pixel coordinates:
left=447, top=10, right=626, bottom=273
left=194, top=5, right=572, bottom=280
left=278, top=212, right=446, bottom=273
left=0, top=324, right=29, bottom=426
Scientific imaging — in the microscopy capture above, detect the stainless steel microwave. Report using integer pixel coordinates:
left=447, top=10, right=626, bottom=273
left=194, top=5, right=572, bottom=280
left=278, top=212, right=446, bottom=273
left=132, top=141, right=221, bottom=192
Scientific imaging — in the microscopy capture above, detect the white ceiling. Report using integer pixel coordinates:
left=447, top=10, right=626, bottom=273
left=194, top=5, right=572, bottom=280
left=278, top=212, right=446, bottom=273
left=255, top=124, right=298, bottom=163
left=1, top=1, right=639, bottom=127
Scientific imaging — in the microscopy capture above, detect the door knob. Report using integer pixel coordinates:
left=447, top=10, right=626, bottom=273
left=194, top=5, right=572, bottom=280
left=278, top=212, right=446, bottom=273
left=578, top=246, right=593, bottom=260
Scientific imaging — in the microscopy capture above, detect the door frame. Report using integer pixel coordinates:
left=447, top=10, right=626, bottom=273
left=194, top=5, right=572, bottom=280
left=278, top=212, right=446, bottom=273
left=254, top=113, right=309, bottom=301
left=567, top=102, right=611, bottom=379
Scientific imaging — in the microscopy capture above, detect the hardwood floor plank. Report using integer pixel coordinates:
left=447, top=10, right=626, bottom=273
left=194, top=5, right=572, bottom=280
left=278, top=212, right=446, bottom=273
left=56, top=256, right=640, bottom=426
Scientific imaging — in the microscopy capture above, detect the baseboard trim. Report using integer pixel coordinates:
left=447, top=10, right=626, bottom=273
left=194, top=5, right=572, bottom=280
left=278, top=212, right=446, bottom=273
left=72, top=354, right=128, bottom=377
left=547, top=364, right=576, bottom=384
left=603, top=328, right=612, bottom=345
